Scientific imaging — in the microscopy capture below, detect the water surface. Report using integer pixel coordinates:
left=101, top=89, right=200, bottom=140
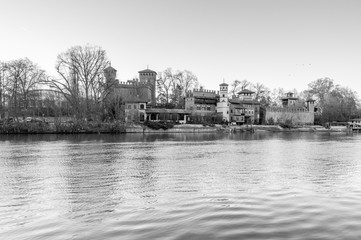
left=1, top=132, right=361, bottom=239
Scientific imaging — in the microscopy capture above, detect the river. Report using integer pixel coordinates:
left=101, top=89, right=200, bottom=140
left=1, top=132, right=361, bottom=240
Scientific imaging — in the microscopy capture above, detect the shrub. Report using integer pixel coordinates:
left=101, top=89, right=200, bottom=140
left=279, top=119, right=294, bottom=128
left=144, top=121, right=174, bottom=130
left=267, top=117, right=275, bottom=125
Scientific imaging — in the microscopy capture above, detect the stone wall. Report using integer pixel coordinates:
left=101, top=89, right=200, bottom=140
left=265, top=108, right=314, bottom=125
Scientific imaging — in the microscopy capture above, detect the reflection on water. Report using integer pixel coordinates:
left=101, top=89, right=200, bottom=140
left=1, top=132, right=361, bottom=239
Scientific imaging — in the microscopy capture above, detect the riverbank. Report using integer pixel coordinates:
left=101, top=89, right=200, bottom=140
left=0, top=121, right=350, bottom=134
left=231, top=125, right=349, bottom=133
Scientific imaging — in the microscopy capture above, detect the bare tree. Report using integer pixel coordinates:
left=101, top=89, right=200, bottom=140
left=0, top=62, right=7, bottom=117
left=251, top=82, right=272, bottom=105
left=174, top=70, right=199, bottom=96
left=3, top=58, right=46, bottom=119
left=230, top=79, right=250, bottom=96
left=157, top=68, right=199, bottom=108
left=51, top=45, right=110, bottom=120
left=157, top=68, right=176, bottom=106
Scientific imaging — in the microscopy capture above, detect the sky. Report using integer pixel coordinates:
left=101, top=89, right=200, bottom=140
left=1, top=0, right=361, bottom=95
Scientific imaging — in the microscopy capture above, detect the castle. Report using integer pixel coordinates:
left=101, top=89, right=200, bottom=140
left=263, top=92, right=315, bottom=125
left=104, top=66, right=315, bottom=125
left=104, top=66, right=157, bottom=122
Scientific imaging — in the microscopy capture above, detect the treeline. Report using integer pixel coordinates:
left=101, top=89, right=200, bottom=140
left=0, top=45, right=117, bottom=122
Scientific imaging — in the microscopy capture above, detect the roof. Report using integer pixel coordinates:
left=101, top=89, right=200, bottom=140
left=219, top=83, right=228, bottom=86
left=138, top=69, right=157, bottom=74
left=281, top=97, right=299, bottom=100
left=104, top=66, right=116, bottom=71
left=237, top=89, right=255, bottom=94
left=233, top=106, right=246, bottom=109
left=306, top=98, right=315, bottom=102
left=229, top=99, right=260, bottom=105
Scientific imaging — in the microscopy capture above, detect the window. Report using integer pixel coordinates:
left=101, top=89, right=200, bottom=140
left=127, top=104, right=131, bottom=109
left=140, top=104, right=144, bottom=109
left=196, top=105, right=201, bottom=110
left=134, top=105, right=137, bottom=109
left=207, top=106, right=211, bottom=111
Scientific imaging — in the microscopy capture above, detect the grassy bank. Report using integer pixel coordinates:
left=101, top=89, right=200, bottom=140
left=0, top=121, right=126, bottom=134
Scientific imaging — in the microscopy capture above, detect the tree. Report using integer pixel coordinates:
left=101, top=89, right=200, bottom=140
left=251, top=82, right=272, bottom=106
left=230, top=79, right=250, bottom=96
left=50, top=45, right=110, bottom=120
left=269, top=87, right=285, bottom=107
left=157, top=68, right=175, bottom=106
left=0, top=62, right=7, bottom=117
left=306, top=77, right=360, bottom=123
left=307, top=77, right=334, bottom=106
left=3, top=58, right=46, bottom=119
left=174, top=70, right=199, bottom=96
left=157, top=68, right=199, bottom=108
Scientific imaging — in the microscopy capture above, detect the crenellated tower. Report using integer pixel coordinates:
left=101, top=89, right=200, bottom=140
left=138, top=69, right=157, bottom=106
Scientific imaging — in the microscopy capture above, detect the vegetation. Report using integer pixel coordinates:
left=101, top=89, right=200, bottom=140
left=49, top=45, right=112, bottom=121
left=144, top=121, right=175, bottom=130
left=305, top=78, right=359, bottom=124
left=0, top=120, right=126, bottom=134
left=157, top=68, right=199, bottom=108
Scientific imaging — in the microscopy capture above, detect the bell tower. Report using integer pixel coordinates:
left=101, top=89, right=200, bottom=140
left=217, top=82, right=230, bottom=122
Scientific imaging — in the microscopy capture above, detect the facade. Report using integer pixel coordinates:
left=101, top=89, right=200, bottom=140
left=185, top=87, right=218, bottom=116
left=145, top=108, right=190, bottom=123
left=263, top=92, right=315, bottom=125
left=104, top=66, right=156, bottom=122
left=217, top=87, right=260, bottom=125
left=104, top=67, right=315, bottom=125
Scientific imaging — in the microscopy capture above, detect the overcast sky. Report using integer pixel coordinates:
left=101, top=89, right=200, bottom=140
left=1, top=0, right=361, bottom=95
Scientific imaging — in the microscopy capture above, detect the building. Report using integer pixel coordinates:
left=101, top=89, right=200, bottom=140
left=216, top=82, right=230, bottom=122
left=263, top=92, right=315, bottom=125
left=185, top=87, right=217, bottom=113
left=104, top=66, right=156, bottom=122
left=216, top=85, right=260, bottom=125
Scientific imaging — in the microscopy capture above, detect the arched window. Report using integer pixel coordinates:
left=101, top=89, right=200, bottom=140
left=140, top=104, right=145, bottom=109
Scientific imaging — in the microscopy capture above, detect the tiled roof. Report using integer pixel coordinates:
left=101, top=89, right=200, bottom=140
left=138, top=69, right=157, bottom=74
left=104, top=66, right=116, bottom=71
left=281, top=97, right=298, bottom=100
left=237, top=89, right=255, bottom=94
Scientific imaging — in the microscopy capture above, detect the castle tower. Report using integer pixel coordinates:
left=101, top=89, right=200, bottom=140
left=282, top=92, right=298, bottom=107
left=104, top=65, right=117, bottom=85
left=138, top=69, right=157, bottom=106
left=306, top=98, right=315, bottom=112
left=217, top=82, right=230, bottom=122
left=238, top=89, right=255, bottom=101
